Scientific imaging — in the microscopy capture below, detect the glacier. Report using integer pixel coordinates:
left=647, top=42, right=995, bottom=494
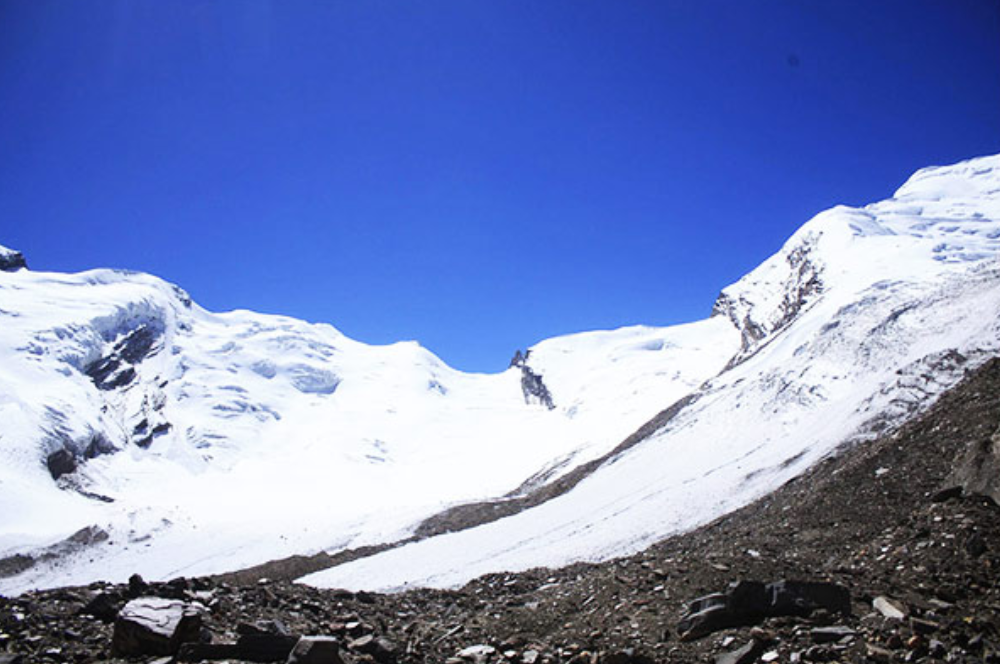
left=1, top=154, right=999, bottom=595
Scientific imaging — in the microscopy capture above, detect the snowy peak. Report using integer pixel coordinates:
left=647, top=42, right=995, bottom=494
left=713, top=154, right=1000, bottom=358
left=893, top=153, right=1000, bottom=202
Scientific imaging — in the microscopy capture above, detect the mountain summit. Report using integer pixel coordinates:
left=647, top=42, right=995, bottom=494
left=1, top=154, right=998, bottom=595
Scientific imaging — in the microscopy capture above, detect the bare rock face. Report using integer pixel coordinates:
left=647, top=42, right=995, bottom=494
left=45, top=449, right=77, bottom=480
left=111, top=597, right=204, bottom=656
left=0, top=246, right=26, bottom=272
left=510, top=349, right=555, bottom=410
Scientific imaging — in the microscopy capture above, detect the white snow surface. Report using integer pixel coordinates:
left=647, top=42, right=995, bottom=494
left=302, top=154, right=1000, bottom=591
left=0, top=258, right=736, bottom=593
left=2, top=154, right=999, bottom=595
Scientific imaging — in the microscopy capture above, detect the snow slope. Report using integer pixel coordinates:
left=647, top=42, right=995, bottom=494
left=2, top=154, right=998, bottom=595
left=301, top=154, right=1000, bottom=591
left=0, top=253, right=737, bottom=593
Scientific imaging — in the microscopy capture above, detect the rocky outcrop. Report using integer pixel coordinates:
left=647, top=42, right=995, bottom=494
left=0, top=246, right=26, bottom=272
left=712, top=234, right=824, bottom=356
left=84, top=322, right=163, bottom=391
left=510, top=350, right=555, bottom=410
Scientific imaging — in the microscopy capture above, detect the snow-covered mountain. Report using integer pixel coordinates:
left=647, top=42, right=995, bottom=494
left=2, top=154, right=999, bottom=595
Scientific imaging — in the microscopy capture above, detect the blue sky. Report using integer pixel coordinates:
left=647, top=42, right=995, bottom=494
left=1, top=1, right=998, bottom=372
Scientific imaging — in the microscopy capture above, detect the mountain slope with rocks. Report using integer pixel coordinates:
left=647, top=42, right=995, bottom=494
left=2, top=348, right=997, bottom=664
left=1, top=154, right=999, bottom=597
left=303, top=154, right=1000, bottom=591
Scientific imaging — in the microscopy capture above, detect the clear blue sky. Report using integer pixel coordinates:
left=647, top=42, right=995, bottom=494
left=1, top=1, right=998, bottom=372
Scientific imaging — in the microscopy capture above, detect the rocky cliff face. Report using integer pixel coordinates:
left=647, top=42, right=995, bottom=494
left=0, top=244, right=26, bottom=272
left=711, top=231, right=824, bottom=356
left=510, top=350, right=556, bottom=410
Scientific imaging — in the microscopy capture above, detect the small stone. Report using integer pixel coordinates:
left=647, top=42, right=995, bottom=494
left=715, top=639, right=765, bottom=664
left=350, top=634, right=375, bottom=651
left=762, top=652, right=779, bottom=662
left=287, top=636, right=344, bottom=664
left=866, top=644, right=895, bottom=663
left=811, top=626, right=856, bottom=643
left=873, top=596, right=907, bottom=620
left=522, top=649, right=540, bottom=664
left=459, top=644, right=497, bottom=664
left=909, top=617, right=939, bottom=635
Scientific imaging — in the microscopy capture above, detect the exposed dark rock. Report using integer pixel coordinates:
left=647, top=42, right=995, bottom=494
left=84, top=323, right=162, bottom=391
left=0, top=553, right=34, bottom=578
left=128, top=573, right=149, bottom=598
left=234, top=632, right=300, bottom=661
left=510, top=348, right=555, bottom=409
left=811, top=626, right=855, bottom=643
left=111, top=597, right=204, bottom=656
left=45, top=448, right=77, bottom=479
left=79, top=591, right=123, bottom=623
left=520, top=366, right=555, bottom=409
left=82, top=433, right=115, bottom=459
left=677, top=580, right=850, bottom=640
left=0, top=248, right=26, bottom=272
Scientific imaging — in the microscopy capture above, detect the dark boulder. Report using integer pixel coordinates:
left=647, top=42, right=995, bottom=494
left=80, top=591, right=123, bottom=623
left=678, top=580, right=850, bottom=640
left=0, top=247, right=26, bottom=272
left=46, top=448, right=77, bottom=480
left=128, top=573, right=149, bottom=598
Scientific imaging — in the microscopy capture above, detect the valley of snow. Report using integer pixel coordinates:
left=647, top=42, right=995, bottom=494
left=2, top=154, right=999, bottom=595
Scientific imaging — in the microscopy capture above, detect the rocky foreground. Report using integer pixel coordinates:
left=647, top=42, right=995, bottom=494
left=2, top=359, right=999, bottom=664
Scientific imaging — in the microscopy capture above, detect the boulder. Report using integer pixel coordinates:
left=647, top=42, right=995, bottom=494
left=80, top=591, right=123, bottom=623
left=111, top=597, right=205, bottom=656
left=946, top=421, right=1000, bottom=505
left=678, top=580, right=851, bottom=640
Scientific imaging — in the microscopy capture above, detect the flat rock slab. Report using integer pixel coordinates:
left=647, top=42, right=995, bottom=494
left=111, top=596, right=204, bottom=656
